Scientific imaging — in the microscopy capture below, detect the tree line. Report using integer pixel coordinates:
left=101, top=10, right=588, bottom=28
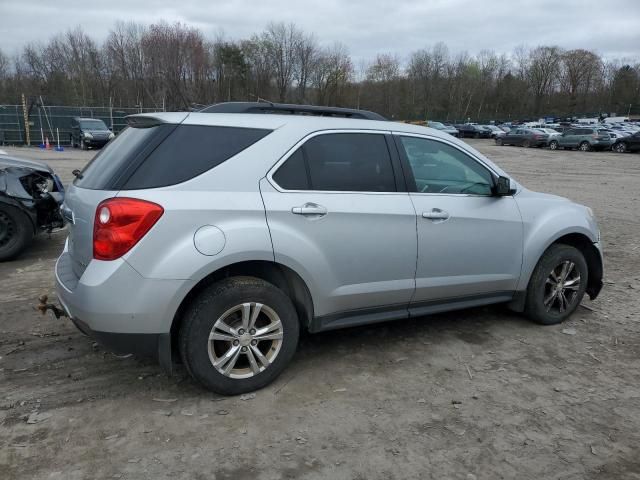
left=0, top=21, right=638, bottom=122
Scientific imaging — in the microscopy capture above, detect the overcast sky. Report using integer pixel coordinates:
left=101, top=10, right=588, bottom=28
left=2, top=0, right=639, bottom=62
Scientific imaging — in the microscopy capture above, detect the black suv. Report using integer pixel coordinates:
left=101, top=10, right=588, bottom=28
left=612, top=132, right=640, bottom=153
left=70, top=117, right=114, bottom=150
left=455, top=124, right=492, bottom=139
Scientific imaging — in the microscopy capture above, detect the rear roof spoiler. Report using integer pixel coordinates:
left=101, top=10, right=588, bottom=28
left=125, top=112, right=189, bottom=128
left=198, top=102, right=387, bottom=121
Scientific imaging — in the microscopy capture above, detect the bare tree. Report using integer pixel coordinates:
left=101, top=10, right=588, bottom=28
left=527, top=46, right=562, bottom=114
left=0, top=21, right=638, bottom=123
left=560, top=49, right=603, bottom=112
left=262, top=22, right=302, bottom=102
left=294, top=32, right=318, bottom=103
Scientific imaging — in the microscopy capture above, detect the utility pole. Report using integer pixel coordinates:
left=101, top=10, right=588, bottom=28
left=21, top=93, right=30, bottom=146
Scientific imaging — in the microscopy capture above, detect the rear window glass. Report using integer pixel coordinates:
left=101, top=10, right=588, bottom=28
left=123, top=125, right=271, bottom=189
left=75, top=124, right=271, bottom=190
left=74, top=125, right=166, bottom=190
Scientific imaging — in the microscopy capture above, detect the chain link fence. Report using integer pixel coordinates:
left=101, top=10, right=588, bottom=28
left=0, top=105, right=160, bottom=146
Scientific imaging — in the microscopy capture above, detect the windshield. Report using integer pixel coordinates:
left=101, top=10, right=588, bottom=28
left=429, top=122, right=445, bottom=129
left=80, top=119, right=109, bottom=130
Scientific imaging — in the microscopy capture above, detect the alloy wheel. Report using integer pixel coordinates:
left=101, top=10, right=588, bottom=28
left=208, top=302, right=284, bottom=379
left=543, top=260, right=581, bottom=314
left=579, top=142, right=590, bottom=151
left=614, top=143, right=626, bottom=153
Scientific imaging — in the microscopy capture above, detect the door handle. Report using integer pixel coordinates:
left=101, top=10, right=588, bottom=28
left=422, top=209, right=450, bottom=221
left=292, top=203, right=327, bottom=216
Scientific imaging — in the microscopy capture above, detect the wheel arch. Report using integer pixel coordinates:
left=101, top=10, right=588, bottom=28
left=0, top=196, right=38, bottom=234
left=549, top=233, right=603, bottom=300
left=170, top=260, right=314, bottom=357
left=511, top=231, right=602, bottom=312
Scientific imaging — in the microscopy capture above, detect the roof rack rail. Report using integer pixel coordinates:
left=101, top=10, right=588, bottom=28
left=198, top=102, right=386, bottom=121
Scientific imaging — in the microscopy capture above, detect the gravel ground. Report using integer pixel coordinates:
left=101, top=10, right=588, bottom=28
left=1, top=141, right=639, bottom=480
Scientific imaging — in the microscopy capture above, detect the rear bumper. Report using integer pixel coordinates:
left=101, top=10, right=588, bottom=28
left=69, top=315, right=160, bottom=356
left=55, top=242, right=194, bottom=370
left=67, top=315, right=173, bottom=372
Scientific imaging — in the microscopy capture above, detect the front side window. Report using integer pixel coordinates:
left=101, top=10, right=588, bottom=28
left=272, top=133, right=396, bottom=192
left=399, top=136, right=494, bottom=196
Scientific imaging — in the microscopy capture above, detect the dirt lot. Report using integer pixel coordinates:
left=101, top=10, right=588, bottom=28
left=1, top=141, right=639, bottom=480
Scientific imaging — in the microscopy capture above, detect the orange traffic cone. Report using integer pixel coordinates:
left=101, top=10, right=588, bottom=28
left=45, top=137, right=51, bottom=149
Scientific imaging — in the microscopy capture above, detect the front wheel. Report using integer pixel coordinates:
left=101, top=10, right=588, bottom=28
left=523, top=139, right=531, bottom=148
left=549, top=140, right=559, bottom=150
left=473, top=132, right=480, bottom=139
left=495, top=138, right=503, bottom=146
left=179, top=276, right=300, bottom=395
left=0, top=205, right=34, bottom=261
left=524, top=244, right=588, bottom=325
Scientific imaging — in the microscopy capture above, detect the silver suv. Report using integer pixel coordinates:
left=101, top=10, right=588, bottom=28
left=55, top=102, right=603, bottom=394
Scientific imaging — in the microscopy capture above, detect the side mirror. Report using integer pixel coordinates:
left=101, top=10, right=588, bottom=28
left=493, top=176, right=513, bottom=196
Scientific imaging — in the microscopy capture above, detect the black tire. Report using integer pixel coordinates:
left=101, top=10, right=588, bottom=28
left=524, top=244, right=588, bottom=325
left=81, top=139, right=88, bottom=150
left=473, top=132, right=480, bottom=139
left=495, top=138, right=503, bottom=146
left=0, top=205, right=34, bottom=261
left=613, top=142, right=627, bottom=153
left=549, top=140, right=559, bottom=150
left=523, top=139, right=531, bottom=148
left=579, top=141, right=591, bottom=152
left=179, top=276, right=300, bottom=395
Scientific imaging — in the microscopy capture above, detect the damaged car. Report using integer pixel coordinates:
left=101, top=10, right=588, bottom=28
left=0, top=155, right=65, bottom=260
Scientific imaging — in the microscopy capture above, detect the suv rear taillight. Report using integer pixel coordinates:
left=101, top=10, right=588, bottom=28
left=93, top=198, right=164, bottom=260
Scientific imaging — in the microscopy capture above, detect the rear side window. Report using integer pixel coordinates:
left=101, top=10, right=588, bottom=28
left=74, top=125, right=166, bottom=189
left=123, top=125, right=271, bottom=189
left=272, top=149, right=309, bottom=190
left=75, top=124, right=271, bottom=190
left=272, top=133, right=396, bottom=192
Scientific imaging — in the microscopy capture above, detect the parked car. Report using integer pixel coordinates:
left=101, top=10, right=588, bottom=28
left=496, top=128, right=549, bottom=147
left=426, top=121, right=459, bottom=137
left=0, top=154, right=65, bottom=260
left=455, top=124, right=492, bottom=138
left=55, top=102, right=603, bottom=394
left=548, top=127, right=613, bottom=151
left=599, top=129, right=625, bottom=141
left=535, top=128, right=562, bottom=140
left=70, top=117, right=115, bottom=150
left=612, top=131, right=640, bottom=153
left=483, top=125, right=507, bottom=139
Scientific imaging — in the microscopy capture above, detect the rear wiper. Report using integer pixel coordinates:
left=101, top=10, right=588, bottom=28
left=72, top=169, right=83, bottom=179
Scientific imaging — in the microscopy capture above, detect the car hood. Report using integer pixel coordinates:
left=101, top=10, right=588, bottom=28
left=516, top=187, right=571, bottom=204
left=0, top=155, right=53, bottom=174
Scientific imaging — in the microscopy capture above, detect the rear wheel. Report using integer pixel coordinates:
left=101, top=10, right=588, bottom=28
left=523, top=139, right=531, bottom=148
left=0, top=205, right=33, bottom=261
left=495, top=138, right=503, bottom=146
left=473, top=132, right=480, bottom=139
left=613, top=142, right=627, bottom=153
left=179, top=276, right=300, bottom=395
left=524, top=244, right=588, bottom=325
left=549, top=140, right=559, bottom=150
left=579, top=141, right=591, bottom=152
